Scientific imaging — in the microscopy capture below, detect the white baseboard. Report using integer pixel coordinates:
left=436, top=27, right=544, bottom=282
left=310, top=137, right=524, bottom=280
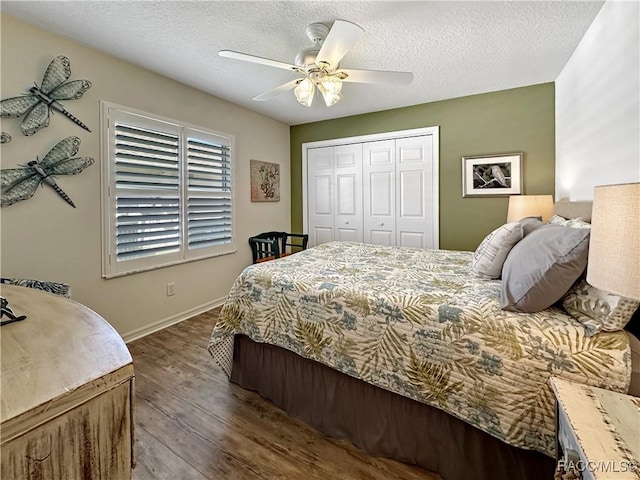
left=122, top=297, right=225, bottom=344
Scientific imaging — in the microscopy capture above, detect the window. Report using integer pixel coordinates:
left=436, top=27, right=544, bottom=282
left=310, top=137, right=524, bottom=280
left=101, top=102, right=235, bottom=277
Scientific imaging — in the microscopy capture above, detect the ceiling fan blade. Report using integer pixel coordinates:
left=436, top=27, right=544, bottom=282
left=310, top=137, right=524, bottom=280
left=316, top=20, right=365, bottom=68
left=252, top=79, right=301, bottom=102
left=340, top=68, right=414, bottom=86
left=219, top=50, right=300, bottom=72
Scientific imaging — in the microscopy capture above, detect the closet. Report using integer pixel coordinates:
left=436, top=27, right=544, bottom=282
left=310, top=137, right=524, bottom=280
left=303, top=127, right=439, bottom=249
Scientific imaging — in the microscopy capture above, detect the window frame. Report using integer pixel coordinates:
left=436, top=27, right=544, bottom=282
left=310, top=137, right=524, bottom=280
left=100, top=101, right=236, bottom=278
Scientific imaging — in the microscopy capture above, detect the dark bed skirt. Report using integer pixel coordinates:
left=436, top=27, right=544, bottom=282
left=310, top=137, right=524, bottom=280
left=229, top=335, right=555, bottom=480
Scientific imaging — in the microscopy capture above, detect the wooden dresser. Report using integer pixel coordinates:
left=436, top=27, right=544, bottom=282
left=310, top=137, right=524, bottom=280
left=0, top=284, right=134, bottom=479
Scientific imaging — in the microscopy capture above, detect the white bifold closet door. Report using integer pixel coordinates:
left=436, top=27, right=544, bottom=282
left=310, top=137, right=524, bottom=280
left=307, top=144, right=363, bottom=245
left=362, top=135, right=434, bottom=249
left=307, top=133, right=436, bottom=249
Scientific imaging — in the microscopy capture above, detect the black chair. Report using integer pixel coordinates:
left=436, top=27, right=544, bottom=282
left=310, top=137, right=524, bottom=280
left=248, top=231, right=309, bottom=264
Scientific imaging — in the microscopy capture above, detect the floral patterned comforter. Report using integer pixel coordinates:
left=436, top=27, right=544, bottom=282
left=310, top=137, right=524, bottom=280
left=208, top=242, right=631, bottom=456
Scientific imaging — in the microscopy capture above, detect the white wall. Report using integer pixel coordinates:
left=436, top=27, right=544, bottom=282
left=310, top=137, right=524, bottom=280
left=0, top=15, right=291, bottom=340
left=556, top=0, right=640, bottom=200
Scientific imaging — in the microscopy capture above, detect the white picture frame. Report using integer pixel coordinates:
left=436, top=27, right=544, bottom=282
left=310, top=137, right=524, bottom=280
left=462, top=153, right=523, bottom=197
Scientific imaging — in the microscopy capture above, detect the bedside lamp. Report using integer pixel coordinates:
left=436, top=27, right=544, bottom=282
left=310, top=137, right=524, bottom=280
left=507, top=195, right=554, bottom=222
left=587, top=183, right=640, bottom=300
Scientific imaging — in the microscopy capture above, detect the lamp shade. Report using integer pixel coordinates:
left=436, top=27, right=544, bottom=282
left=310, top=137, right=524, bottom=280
left=318, top=75, right=342, bottom=107
left=294, top=78, right=315, bottom=107
left=586, top=182, right=640, bottom=300
left=507, top=195, right=554, bottom=222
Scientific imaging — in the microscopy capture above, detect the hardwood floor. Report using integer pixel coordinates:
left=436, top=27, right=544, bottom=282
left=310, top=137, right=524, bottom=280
left=128, top=307, right=440, bottom=480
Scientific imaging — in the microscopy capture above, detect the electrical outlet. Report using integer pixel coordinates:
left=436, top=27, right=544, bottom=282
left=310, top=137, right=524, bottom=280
left=167, top=282, right=176, bottom=296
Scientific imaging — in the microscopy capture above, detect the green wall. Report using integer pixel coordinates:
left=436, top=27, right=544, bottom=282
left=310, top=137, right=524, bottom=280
left=290, top=83, right=555, bottom=251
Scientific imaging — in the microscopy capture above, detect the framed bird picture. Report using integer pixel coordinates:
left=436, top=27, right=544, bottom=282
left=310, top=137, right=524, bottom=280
left=462, top=153, right=522, bottom=197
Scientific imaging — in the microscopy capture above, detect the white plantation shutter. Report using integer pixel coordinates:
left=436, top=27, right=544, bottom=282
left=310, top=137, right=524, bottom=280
left=186, top=131, right=232, bottom=251
left=102, top=104, right=235, bottom=277
left=116, top=196, right=180, bottom=260
left=115, top=123, right=181, bottom=261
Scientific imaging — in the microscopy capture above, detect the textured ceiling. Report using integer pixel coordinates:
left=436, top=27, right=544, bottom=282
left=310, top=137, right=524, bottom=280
left=2, top=1, right=604, bottom=126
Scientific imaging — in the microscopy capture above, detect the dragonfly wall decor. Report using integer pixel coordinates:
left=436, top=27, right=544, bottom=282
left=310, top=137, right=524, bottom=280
left=1, top=136, right=94, bottom=208
left=0, top=56, right=92, bottom=136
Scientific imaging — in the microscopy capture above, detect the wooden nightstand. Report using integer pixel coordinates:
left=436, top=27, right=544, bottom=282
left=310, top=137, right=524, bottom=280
left=551, top=377, right=640, bottom=480
left=0, top=285, right=135, bottom=479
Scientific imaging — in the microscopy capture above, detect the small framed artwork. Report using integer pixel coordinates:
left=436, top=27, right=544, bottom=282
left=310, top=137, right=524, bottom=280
left=250, top=159, right=280, bottom=202
left=462, top=153, right=522, bottom=197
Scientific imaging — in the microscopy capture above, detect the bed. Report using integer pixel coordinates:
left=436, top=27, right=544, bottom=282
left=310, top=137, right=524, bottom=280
left=208, top=201, right=640, bottom=480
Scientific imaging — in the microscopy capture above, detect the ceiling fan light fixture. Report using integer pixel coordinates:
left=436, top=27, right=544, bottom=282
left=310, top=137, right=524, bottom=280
left=220, top=20, right=414, bottom=108
left=320, top=89, right=341, bottom=107
left=317, top=75, right=342, bottom=107
left=294, top=77, right=315, bottom=107
left=320, top=75, right=342, bottom=96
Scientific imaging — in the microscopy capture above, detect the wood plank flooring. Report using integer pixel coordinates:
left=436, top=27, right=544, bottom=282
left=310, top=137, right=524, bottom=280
left=128, top=307, right=440, bottom=480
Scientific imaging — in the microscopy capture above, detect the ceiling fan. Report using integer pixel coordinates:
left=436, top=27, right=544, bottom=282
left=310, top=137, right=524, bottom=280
left=219, top=20, right=414, bottom=107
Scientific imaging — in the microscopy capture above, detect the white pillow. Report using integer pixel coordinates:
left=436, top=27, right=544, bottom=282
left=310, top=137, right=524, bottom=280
left=566, top=217, right=591, bottom=229
left=471, top=222, right=523, bottom=279
left=548, top=214, right=570, bottom=226
left=547, top=214, right=591, bottom=229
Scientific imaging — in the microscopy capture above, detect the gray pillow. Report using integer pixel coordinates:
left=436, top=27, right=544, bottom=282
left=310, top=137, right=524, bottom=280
left=501, top=225, right=590, bottom=312
left=518, top=216, right=543, bottom=236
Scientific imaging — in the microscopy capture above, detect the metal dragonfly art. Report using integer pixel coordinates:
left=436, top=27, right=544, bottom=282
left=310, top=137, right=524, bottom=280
left=0, top=56, right=92, bottom=136
left=1, top=136, right=94, bottom=208
left=0, top=296, right=27, bottom=327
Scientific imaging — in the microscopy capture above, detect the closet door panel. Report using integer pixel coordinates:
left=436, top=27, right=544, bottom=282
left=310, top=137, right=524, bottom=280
left=399, top=170, right=424, bottom=217
left=369, top=173, right=393, bottom=216
left=310, top=147, right=334, bottom=169
left=313, top=175, right=332, bottom=214
left=335, top=227, right=361, bottom=242
left=363, top=140, right=395, bottom=245
left=395, top=136, right=435, bottom=249
left=335, top=148, right=359, bottom=168
left=336, top=174, right=357, bottom=215
left=398, top=231, right=426, bottom=249
left=398, top=169, right=426, bottom=248
left=307, top=146, right=335, bottom=246
left=369, top=229, right=394, bottom=245
left=334, top=144, right=363, bottom=243
left=314, top=227, right=334, bottom=245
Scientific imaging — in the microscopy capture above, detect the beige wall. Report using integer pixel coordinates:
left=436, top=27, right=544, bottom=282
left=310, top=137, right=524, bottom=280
left=0, top=15, right=291, bottom=339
